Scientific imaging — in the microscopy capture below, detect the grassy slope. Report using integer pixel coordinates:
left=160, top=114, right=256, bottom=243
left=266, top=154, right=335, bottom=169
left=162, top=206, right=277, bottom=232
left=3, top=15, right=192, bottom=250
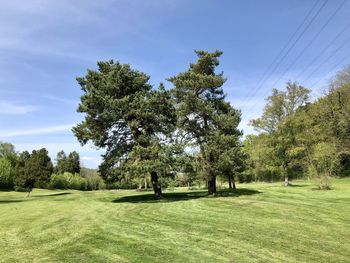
left=0, top=179, right=350, bottom=263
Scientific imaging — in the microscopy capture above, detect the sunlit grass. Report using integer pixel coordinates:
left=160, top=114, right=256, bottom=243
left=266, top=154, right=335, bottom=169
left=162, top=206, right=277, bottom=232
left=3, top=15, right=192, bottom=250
left=1, top=178, right=349, bottom=262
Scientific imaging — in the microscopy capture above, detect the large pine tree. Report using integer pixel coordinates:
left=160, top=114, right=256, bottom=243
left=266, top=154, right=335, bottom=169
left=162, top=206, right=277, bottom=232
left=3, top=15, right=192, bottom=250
left=73, top=61, right=176, bottom=198
left=168, top=50, right=241, bottom=194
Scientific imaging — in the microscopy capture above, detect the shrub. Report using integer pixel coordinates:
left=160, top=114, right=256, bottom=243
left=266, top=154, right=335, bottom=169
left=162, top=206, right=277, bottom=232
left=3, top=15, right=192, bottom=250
left=332, top=151, right=350, bottom=177
left=50, top=172, right=89, bottom=190
left=106, top=180, right=138, bottom=189
left=317, top=175, right=332, bottom=190
left=86, top=173, right=105, bottom=190
left=69, top=174, right=87, bottom=190
left=49, top=173, right=70, bottom=189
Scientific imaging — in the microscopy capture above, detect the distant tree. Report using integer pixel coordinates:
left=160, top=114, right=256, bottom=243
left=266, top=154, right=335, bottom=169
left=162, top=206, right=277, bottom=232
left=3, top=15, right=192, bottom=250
left=250, top=82, right=310, bottom=186
left=73, top=61, right=176, bottom=199
left=30, top=148, right=53, bottom=188
left=15, top=151, right=34, bottom=196
left=0, top=141, right=18, bottom=170
left=168, top=50, right=241, bottom=194
left=67, top=151, right=80, bottom=174
left=55, top=150, right=80, bottom=174
left=55, top=150, right=68, bottom=174
left=250, top=81, right=310, bottom=134
left=0, top=142, right=17, bottom=189
left=311, top=142, right=336, bottom=189
left=0, top=141, right=15, bottom=158
left=0, top=158, right=13, bottom=189
left=15, top=149, right=53, bottom=194
left=217, top=147, right=246, bottom=189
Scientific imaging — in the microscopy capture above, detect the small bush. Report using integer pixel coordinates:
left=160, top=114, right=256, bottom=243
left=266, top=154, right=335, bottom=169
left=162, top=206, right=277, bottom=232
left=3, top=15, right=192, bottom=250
left=85, top=174, right=105, bottom=190
left=69, top=174, right=87, bottom=190
left=316, top=175, right=332, bottom=190
left=49, top=172, right=88, bottom=190
left=49, top=173, right=70, bottom=189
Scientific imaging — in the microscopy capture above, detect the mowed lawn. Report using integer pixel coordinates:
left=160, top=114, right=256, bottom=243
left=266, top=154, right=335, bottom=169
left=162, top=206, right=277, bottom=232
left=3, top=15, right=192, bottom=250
left=1, top=179, right=350, bottom=263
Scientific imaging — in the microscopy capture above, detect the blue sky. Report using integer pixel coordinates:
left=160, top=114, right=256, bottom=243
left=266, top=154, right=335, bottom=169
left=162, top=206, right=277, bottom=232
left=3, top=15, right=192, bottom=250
left=0, top=0, right=349, bottom=168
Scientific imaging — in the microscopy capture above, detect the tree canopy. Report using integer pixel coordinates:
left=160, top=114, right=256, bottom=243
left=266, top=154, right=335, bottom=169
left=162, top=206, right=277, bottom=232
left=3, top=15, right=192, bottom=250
left=168, top=50, right=242, bottom=194
left=73, top=60, right=176, bottom=198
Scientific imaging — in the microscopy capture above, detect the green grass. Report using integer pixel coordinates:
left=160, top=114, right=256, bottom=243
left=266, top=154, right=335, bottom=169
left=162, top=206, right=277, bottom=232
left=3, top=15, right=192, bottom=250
left=1, top=179, right=350, bottom=263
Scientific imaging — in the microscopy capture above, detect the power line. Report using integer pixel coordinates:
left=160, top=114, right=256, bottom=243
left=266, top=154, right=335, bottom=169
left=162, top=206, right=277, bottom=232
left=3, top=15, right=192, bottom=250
left=241, top=0, right=329, bottom=111
left=268, top=0, right=347, bottom=89
left=238, top=0, right=322, bottom=107
left=310, top=52, right=350, bottom=88
left=294, top=20, right=350, bottom=81
left=302, top=36, right=350, bottom=83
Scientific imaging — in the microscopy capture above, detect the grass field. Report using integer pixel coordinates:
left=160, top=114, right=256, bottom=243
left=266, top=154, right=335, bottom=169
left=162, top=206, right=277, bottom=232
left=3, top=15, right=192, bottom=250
left=1, top=179, right=350, bottom=263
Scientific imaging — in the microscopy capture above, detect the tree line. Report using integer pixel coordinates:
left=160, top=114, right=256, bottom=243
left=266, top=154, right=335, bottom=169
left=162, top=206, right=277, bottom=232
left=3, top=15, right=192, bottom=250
left=0, top=146, right=104, bottom=195
left=243, top=65, right=350, bottom=189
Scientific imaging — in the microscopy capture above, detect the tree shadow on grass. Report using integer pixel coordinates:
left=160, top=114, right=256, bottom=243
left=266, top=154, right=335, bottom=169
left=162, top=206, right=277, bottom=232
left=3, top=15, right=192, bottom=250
left=288, top=183, right=310, bottom=188
left=112, top=188, right=261, bottom=204
left=0, top=192, right=72, bottom=204
left=0, top=200, right=26, bottom=204
left=32, top=192, right=72, bottom=198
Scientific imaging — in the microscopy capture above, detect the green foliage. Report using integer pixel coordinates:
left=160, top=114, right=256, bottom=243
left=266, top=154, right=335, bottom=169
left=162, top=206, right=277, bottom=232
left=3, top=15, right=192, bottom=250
left=0, top=141, right=16, bottom=159
left=85, top=173, right=105, bottom=190
left=73, top=60, right=176, bottom=197
left=248, top=82, right=311, bottom=184
left=49, top=172, right=104, bottom=190
left=55, top=150, right=80, bottom=174
left=15, top=151, right=35, bottom=192
left=332, top=151, right=350, bottom=177
left=246, top=66, right=350, bottom=185
left=312, top=142, right=336, bottom=177
left=169, top=50, right=242, bottom=194
left=0, top=158, right=14, bottom=189
left=0, top=142, right=18, bottom=189
left=49, top=173, right=70, bottom=189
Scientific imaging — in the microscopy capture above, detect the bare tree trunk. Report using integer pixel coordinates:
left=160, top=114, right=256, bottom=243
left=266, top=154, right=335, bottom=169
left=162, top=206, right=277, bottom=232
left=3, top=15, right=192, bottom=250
left=151, top=171, right=162, bottom=199
left=284, top=165, right=289, bottom=187
left=144, top=175, right=147, bottom=190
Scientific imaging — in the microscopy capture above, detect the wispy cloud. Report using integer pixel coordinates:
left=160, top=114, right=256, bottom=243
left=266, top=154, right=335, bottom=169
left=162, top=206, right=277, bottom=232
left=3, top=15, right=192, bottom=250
left=0, top=101, right=40, bottom=115
left=0, top=124, right=74, bottom=138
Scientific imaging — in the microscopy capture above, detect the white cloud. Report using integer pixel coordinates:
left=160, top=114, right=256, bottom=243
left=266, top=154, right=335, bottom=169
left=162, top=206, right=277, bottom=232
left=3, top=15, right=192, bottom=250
left=0, top=124, right=74, bottom=138
left=0, top=101, right=40, bottom=115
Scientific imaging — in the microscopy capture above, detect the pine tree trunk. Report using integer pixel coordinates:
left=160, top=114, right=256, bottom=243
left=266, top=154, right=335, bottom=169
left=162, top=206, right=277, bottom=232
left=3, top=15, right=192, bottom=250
left=151, top=171, right=162, bottom=199
left=232, top=175, right=236, bottom=189
left=208, top=171, right=216, bottom=195
left=228, top=174, right=236, bottom=190
left=228, top=175, right=232, bottom=189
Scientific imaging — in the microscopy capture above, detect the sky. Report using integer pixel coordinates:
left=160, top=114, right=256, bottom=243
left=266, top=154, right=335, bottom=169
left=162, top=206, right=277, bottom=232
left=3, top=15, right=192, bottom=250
left=0, top=0, right=349, bottom=168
